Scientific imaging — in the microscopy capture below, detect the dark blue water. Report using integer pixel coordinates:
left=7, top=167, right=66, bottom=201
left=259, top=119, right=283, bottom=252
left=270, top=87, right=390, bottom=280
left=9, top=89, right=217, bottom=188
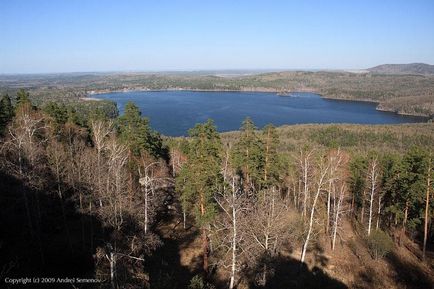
left=95, top=91, right=424, bottom=136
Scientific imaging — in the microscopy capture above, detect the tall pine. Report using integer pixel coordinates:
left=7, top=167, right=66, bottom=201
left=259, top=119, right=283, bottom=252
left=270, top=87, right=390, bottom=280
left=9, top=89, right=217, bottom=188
left=261, top=124, right=280, bottom=188
left=232, top=117, right=264, bottom=192
left=0, top=94, right=14, bottom=135
left=176, top=119, right=223, bottom=272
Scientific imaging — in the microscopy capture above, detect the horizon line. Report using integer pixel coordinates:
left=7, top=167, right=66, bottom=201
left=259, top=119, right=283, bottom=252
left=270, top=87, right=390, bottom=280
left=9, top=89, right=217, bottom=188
left=1, top=62, right=432, bottom=76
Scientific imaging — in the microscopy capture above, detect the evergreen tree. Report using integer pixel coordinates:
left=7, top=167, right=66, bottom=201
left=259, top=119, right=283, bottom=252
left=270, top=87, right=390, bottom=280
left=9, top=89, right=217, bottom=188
left=348, top=155, right=368, bottom=221
left=43, top=102, right=68, bottom=129
left=400, top=147, right=430, bottom=234
left=15, top=89, right=31, bottom=109
left=232, top=117, right=264, bottom=192
left=0, top=94, right=14, bottom=135
left=176, top=119, right=223, bottom=272
left=381, top=153, right=406, bottom=227
left=66, top=106, right=83, bottom=126
left=43, top=102, right=81, bottom=143
left=261, top=124, right=280, bottom=188
left=117, top=102, right=164, bottom=159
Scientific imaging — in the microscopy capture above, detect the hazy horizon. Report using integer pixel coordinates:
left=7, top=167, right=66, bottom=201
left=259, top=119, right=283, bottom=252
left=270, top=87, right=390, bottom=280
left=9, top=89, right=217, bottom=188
left=0, top=67, right=369, bottom=76
left=1, top=0, right=434, bottom=74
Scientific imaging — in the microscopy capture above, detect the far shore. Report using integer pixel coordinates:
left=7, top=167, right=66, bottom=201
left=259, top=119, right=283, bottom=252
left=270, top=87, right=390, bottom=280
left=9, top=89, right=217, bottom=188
left=80, top=96, right=104, bottom=101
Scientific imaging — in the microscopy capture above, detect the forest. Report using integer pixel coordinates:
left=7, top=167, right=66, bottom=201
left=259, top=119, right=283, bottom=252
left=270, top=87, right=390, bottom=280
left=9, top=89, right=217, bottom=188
left=0, top=90, right=433, bottom=289
left=1, top=71, right=434, bottom=118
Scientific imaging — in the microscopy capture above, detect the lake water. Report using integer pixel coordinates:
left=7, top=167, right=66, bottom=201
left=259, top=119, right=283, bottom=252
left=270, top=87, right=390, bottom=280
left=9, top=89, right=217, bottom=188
left=95, top=91, right=424, bottom=136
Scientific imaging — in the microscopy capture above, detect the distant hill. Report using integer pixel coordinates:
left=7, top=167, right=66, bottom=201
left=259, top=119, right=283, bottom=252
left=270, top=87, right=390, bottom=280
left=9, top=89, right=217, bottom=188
left=368, top=63, right=434, bottom=75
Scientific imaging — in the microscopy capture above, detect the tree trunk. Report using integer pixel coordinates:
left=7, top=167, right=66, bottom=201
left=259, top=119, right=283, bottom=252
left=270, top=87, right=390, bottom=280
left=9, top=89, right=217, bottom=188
left=183, top=209, right=186, bottom=230
left=301, top=184, right=322, bottom=263
left=368, top=162, right=377, bottom=236
left=229, top=188, right=237, bottom=289
left=332, top=190, right=342, bottom=251
left=332, top=214, right=338, bottom=251
left=376, top=195, right=382, bottom=230
left=200, top=193, right=209, bottom=273
left=423, top=161, right=431, bottom=260
left=326, top=182, right=331, bottom=234
left=110, top=252, right=116, bottom=288
left=400, top=201, right=409, bottom=246
left=144, top=187, right=149, bottom=235
left=302, top=159, right=308, bottom=218
left=202, top=227, right=209, bottom=273
left=89, top=201, right=94, bottom=252
left=351, top=194, right=355, bottom=217
left=368, top=188, right=374, bottom=236
left=264, top=129, right=270, bottom=184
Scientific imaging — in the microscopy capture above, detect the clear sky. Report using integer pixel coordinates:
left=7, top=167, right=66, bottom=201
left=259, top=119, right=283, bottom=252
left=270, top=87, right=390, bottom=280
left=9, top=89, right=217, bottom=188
left=1, top=0, right=434, bottom=73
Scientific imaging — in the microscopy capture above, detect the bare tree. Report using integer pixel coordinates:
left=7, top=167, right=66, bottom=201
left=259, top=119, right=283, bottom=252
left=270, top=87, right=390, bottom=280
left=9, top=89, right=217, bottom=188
left=46, top=139, right=73, bottom=251
left=138, top=155, right=171, bottom=235
left=90, top=119, right=113, bottom=208
left=331, top=183, right=347, bottom=251
left=248, top=187, right=289, bottom=286
left=300, top=154, right=329, bottom=264
left=375, top=191, right=383, bottom=230
left=326, top=149, right=344, bottom=234
left=367, top=157, right=379, bottom=236
left=169, top=143, right=187, bottom=178
left=212, top=175, right=249, bottom=289
left=298, top=148, right=315, bottom=218
left=103, top=135, right=129, bottom=230
left=2, top=103, right=47, bottom=262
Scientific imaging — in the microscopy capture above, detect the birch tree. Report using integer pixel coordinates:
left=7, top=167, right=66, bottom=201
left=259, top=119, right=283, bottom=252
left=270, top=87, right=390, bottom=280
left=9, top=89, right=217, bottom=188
left=331, top=183, right=347, bottom=251
left=138, top=155, right=171, bottom=235
left=422, top=154, right=432, bottom=260
left=326, top=148, right=344, bottom=234
left=367, top=157, right=380, bottom=236
left=212, top=175, right=249, bottom=289
left=297, top=148, right=315, bottom=217
left=248, top=187, right=289, bottom=286
left=90, top=119, right=113, bottom=207
left=4, top=101, right=46, bottom=234
left=300, top=153, right=329, bottom=263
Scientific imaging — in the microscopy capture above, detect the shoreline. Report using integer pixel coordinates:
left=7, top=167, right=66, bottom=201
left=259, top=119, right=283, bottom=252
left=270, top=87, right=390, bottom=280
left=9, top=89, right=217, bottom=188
left=84, top=88, right=431, bottom=120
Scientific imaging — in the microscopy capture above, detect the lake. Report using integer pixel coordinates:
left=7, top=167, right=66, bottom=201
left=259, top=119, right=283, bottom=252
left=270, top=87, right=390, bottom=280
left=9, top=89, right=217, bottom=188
left=95, top=90, right=425, bottom=136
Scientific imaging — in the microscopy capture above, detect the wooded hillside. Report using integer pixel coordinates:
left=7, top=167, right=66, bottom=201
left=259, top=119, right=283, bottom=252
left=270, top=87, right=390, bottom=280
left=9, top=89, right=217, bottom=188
left=1, top=70, right=434, bottom=118
left=1, top=90, right=433, bottom=288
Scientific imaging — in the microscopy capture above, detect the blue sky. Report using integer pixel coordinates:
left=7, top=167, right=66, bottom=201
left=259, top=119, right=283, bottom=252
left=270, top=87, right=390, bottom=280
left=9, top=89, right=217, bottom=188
left=1, top=0, right=434, bottom=73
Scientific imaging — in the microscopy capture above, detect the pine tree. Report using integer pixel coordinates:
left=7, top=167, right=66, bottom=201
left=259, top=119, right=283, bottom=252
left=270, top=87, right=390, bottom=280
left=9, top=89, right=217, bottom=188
left=15, top=89, right=31, bottom=109
left=232, top=117, right=264, bottom=192
left=348, top=155, right=368, bottom=221
left=117, top=101, right=164, bottom=159
left=422, top=153, right=433, bottom=260
left=400, top=147, right=429, bottom=237
left=44, top=102, right=68, bottom=125
left=0, top=94, right=14, bottom=135
left=261, top=124, right=280, bottom=188
left=381, top=153, right=406, bottom=228
left=176, top=119, right=223, bottom=272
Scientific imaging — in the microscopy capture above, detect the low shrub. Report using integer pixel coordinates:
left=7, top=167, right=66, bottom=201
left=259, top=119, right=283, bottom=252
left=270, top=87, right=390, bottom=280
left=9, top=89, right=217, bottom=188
left=188, top=275, right=215, bottom=289
left=366, top=230, right=394, bottom=260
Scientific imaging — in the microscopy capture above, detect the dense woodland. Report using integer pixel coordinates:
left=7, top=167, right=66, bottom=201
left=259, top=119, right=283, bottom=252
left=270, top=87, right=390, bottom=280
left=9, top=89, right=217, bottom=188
left=1, top=71, right=434, bottom=118
left=0, top=90, right=433, bottom=289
